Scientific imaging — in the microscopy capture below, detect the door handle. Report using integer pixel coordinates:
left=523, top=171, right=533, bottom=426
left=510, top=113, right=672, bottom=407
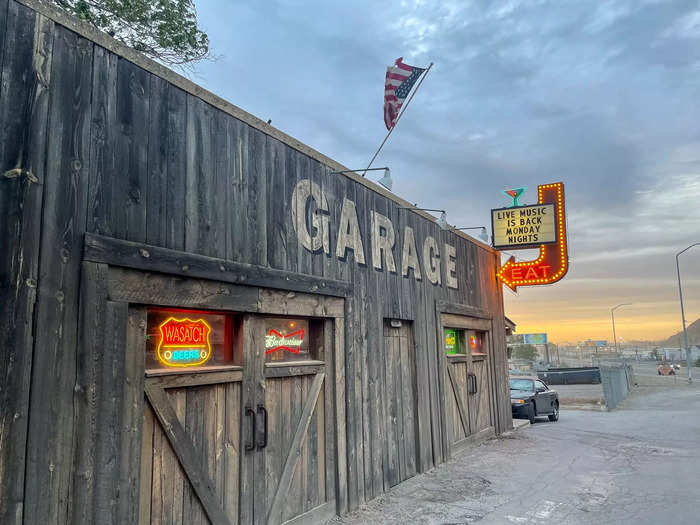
left=245, top=407, right=256, bottom=452
left=257, top=404, right=268, bottom=449
left=468, top=373, right=477, bottom=394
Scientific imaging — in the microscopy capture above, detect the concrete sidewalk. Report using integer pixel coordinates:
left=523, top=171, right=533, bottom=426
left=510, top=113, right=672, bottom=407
left=326, top=421, right=532, bottom=525
left=326, top=379, right=700, bottom=524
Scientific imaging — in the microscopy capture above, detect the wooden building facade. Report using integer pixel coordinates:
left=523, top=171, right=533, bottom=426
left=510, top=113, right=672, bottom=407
left=0, top=1, right=512, bottom=524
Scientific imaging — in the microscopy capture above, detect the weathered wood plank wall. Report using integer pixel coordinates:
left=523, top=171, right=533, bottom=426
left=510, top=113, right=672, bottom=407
left=0, top=3, right=53, bottom=524
left=0, top=1, right=512, bottom=522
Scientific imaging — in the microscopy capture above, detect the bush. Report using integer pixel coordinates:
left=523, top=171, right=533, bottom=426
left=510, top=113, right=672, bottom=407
left=513, top=344, right=538, bottom=363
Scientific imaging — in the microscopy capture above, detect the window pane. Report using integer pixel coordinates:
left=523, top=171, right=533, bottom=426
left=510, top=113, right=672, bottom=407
left=469, top=330, right=487, bottom=356
left=445, top=328, right=465, bottom=355
left=146, top=308, right=235, bottom=372
left=265, top=317, right=313, bottom=363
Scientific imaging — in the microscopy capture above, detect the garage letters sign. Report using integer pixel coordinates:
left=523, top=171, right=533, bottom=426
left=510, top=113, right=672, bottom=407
left=291, top=179, right=458, bottom=289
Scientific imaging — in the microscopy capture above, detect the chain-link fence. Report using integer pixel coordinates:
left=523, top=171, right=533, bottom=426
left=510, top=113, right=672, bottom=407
left=600, top=364, right=635, bottom=409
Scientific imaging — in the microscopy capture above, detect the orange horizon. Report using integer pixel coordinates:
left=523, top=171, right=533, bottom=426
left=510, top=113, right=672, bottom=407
left=504, top=292, right=699, bottom=345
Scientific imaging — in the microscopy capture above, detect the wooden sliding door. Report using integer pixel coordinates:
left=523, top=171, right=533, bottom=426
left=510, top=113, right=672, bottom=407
left=138, top=309, right=342, bottom=525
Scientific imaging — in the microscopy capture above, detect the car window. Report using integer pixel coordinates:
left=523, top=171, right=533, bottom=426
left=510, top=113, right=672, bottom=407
left=535, top=380, right=548, bottom=391
left=509, top=379, right=534, bottom=391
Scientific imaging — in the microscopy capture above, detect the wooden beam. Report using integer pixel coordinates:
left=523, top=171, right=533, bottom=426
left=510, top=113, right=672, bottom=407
left=267, top=372, right=325, bottom=525
left=144, top=384, right=231, bottom=525
left=84, top=233, right=352, bottom=297
left=264, top=364, right=324, bottom=378
left=119, top=306, right=147, bottom=525
left=440, top=313, right=492, bottom=332
left=437, top=301, right=491, bottom=320
left=145, top=369, right=243, bottom=389
left=259, top=288, right=345, bottom=318
left=107, top=267, right=260, bottom=312
left=333, top=317, right=348, bottom=514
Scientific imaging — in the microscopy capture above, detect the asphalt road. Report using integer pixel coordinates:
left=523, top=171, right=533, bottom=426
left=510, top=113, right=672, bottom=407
left=327, top=375, right=700, bottom=524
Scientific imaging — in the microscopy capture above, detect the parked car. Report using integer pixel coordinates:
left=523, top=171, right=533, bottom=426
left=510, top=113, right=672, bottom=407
left=658, top=363, right=676, bottom=375
left=510, top=376, right=559, bottom=423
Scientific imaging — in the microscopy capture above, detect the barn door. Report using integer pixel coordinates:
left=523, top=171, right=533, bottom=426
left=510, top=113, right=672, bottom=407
left=139, top=309, right=245, bottom=525
left=138, top=308, right=341, bottom=525
left=443, top=322, right=495, bottom=454
left=444, top=328, right=472, bottom=449
left=382, top=320, right=418, bottom=488
left=466, top=332, right=493, bottom=435
left=248, top=316, right=338, bottom=525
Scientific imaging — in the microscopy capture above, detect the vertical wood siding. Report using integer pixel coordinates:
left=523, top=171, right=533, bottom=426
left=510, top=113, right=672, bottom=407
left=0, top=2, right=512, bottom=522
left=24, top=20, right=93, bottom=525
left=0, top=4, right=53, bottom=524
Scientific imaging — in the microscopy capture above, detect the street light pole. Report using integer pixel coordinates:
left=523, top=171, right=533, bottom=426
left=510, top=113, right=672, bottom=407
left=676, top=242, right=700, bottom=383
left=611, top=303, right=632, bottom=357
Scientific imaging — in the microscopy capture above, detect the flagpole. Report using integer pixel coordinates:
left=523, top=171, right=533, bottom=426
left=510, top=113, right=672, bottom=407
left=362, top=62, right=433, bottom=177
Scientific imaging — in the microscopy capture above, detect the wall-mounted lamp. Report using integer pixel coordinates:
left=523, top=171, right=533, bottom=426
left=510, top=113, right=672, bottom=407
left=398, top=207, right=448, bottom=230
left=330, top=167, right=393, bottom=191
left=456, top=226, right=489, bottom=243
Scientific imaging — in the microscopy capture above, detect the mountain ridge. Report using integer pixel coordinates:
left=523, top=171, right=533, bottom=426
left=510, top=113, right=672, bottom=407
left=657, top=318, right=700, bottom=347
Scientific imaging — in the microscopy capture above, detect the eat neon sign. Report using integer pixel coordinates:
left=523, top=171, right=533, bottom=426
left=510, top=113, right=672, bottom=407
left=496, top=182, right=568, bottom=291
left=157, top=317, right=212, bottom=367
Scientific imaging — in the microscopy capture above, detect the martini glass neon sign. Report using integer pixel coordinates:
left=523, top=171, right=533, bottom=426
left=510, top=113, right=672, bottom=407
left=503, top=187, right=527, bottom=207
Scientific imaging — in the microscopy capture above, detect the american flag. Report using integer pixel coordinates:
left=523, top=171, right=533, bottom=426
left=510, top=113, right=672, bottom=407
left=384, top=57, right=426, bottom=130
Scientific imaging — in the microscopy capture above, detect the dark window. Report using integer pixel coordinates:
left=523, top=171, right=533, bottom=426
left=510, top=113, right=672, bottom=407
left=146, top=307, right=237, bottom=373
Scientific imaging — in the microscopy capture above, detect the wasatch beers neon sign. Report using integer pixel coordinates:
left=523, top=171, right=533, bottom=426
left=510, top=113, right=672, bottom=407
left=157, top=317, right=212, bottom=367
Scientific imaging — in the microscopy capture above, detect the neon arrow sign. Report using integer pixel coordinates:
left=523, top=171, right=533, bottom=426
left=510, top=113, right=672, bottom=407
left=496, top=182, right=568, bottom=292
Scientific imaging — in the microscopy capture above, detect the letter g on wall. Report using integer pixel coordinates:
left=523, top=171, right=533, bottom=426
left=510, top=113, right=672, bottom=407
left=291, top=179, right=330, bottom=254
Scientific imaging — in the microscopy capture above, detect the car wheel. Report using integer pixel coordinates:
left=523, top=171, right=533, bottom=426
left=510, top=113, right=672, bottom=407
left=548, top=402, right=559, bottom=422
left=528, top=402, right=536, bottom=424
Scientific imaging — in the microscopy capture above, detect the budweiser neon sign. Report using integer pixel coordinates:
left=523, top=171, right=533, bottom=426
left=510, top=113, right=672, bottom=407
left=157, top=317, right=212, bottom=367
left=265, top=329, right=305, bottom=355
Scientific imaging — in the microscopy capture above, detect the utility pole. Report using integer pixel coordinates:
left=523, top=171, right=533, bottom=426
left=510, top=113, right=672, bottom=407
left=676, top=242, right=699, bottom=383
left=611, top=303, right=632, bottom=357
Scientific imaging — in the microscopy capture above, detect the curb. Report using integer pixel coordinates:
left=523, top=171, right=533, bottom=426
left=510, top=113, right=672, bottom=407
left=502, top=419, right=531, bottom=436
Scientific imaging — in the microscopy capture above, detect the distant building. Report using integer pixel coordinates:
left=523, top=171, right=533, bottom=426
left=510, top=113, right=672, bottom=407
left=657, top=346, right=700, bottom=361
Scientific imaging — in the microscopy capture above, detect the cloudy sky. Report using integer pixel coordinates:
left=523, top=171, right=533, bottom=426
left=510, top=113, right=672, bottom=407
left=192, top=0, right=700, bottom=343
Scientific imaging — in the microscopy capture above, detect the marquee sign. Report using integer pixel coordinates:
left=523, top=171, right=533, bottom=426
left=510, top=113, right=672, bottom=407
left=491, top=203, right=557, bottom=249
left=494, top=182, right=568, bottom=292
left=157, top=317, right=213, bottom=367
